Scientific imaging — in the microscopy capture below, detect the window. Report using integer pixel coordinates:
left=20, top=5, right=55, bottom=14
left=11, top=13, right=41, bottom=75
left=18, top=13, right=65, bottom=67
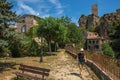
left=96, top=40, right=99, bottom=44
left=89, top=40, right=91, bottom=44
left=21, top=25, right=27, bottom=32
left=88, top=46, right=90, bottom=50
left=22, top=17, right=26, bottom=23
left=93, top=40, right=95, bottom=44
left=95, top=45, right=99, bottom=50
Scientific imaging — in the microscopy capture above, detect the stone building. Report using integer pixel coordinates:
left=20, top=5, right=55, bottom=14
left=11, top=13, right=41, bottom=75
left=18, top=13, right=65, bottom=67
left=86, top=14, right=100, bottom=28
left=17, top=14, right=38, bottom=33
left=92, top=4, right=98, bottom=16
left=84, top=31, right=104, bottom=52
left=78, top=4, right=100, bottom=28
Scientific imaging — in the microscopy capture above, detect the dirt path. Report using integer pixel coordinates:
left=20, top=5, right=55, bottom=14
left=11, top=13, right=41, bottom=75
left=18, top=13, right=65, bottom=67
left=1, top=49, right=98, bottom=80
left=48, top=50, right=94, bottom=80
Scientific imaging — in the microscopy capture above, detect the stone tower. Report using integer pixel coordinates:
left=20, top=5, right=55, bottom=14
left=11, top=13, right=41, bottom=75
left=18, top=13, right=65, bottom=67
left=92, top=4, right=98, bottom=16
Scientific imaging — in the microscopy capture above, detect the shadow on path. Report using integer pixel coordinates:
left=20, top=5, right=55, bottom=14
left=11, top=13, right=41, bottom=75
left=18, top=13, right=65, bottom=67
left=0, top=62, right=17, bottom=72
left=43, top=52, right=57, bottom=56
left=70, top=72, right=80, bottom=77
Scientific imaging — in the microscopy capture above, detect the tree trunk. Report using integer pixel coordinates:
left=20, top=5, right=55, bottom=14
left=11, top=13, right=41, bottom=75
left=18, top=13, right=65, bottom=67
left=48, top=40, right=51, bottom=52
left=54, top=42, right=57, bottom=52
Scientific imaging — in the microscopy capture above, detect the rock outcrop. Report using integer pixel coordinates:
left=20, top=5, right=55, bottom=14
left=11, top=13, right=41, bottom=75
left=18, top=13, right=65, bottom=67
left=78, top=15, right=87, bottom=27
left=78, top=14, right=100, bottom=29
left=78, top=14, right=100, bottom=28
left=100, top=9, right=120, bottom=38
left=86, top=14, right=100, bottom=28
left=78, top=8, right=120, bottom=39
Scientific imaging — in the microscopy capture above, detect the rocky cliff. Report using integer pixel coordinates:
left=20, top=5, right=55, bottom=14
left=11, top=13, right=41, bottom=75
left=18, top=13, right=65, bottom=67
left=78, top=15, right=87, bottom=27
left=100, top=9, right=120, bottom=38
left=78, top=14, right=100, bottom=28
left=78, top=9, right=120, bottom=39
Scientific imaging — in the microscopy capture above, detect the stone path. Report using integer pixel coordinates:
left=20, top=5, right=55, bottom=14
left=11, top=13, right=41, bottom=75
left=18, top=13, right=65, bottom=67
left=48, top=50, right=95, bottom=80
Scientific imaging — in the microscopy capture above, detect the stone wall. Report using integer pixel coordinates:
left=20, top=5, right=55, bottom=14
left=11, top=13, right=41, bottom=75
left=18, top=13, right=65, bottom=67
left=17, top=14, right=37, bottom=32
left=92, top=4, right=98, bottom=16
left=86, top=60, right=119, bottom=80
left=65, top=47, right=119, bottom=80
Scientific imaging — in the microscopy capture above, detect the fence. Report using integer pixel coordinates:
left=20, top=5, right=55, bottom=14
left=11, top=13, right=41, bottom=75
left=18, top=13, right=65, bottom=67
left=65, top=46, right=120, bottom=79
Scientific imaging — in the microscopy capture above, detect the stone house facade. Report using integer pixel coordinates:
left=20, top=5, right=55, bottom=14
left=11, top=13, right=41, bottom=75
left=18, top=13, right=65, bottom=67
left=17, top=14, right=38, bottom=33
left=84, top=31, right=104, bottom=52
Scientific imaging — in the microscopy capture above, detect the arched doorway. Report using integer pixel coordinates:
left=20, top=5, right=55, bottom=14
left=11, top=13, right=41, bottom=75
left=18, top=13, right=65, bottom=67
left=21, top=25, right=27, bottom=32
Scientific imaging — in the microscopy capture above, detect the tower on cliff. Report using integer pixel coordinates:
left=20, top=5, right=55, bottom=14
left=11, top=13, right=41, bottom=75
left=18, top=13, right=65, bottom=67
left=92, top=4, right=98, bottom=16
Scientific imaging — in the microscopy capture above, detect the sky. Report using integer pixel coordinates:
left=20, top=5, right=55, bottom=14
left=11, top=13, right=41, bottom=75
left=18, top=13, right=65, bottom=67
left=8, top=0, right=120, bottom=25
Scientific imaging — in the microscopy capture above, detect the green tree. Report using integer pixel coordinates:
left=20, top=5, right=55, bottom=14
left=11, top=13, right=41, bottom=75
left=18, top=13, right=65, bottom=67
left=37, top=16, right=68, bottom=52
left=66, top=23, right=82, bottom=44
left=59, top=16, right=71, bottom=26
left=26, top=27, right=37, bottom=38
left=0, top=0, right=18, bottom=32
left=25, top=26, right=41, bottom=56
left=52, top=18, right=67, bottom=50
left=57, top=17, right=84, bottom=48
left=37, top=16, right=54, bottom=52
left=111, top=23, right=120, bottom=52
left=102, top=41, right=114, bottom=57
left=87, top=25, right=96, bottom=32
left=36, top=16, right=84, bottom=52
left=0, top=0, right=26, bottom=57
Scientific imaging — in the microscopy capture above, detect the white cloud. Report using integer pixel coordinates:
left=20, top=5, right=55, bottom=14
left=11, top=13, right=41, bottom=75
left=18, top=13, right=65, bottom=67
left=16, top=0, right=50, bottom=17
left=49, top=0, right=62, bottom=8
left=18, top=0, right=41, bottom=3
left=19, top=2, right=39, bottom=16
left=48, top=0, right=64, bottom=15
left=57, top=10, right=63, bottom=15
left=14, top=0, right=64, bottom=18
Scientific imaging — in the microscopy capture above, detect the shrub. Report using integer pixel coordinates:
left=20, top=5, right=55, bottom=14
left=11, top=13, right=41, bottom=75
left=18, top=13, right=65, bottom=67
left=28, top=40, right=40, bottom=56
left=102, top=41, right=114, bottom=57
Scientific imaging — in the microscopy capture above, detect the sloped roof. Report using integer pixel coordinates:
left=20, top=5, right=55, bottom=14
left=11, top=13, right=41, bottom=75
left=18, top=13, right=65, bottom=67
left=85, top=31, right=101, bottom=39
left=21, top=14, right=35, bottom=18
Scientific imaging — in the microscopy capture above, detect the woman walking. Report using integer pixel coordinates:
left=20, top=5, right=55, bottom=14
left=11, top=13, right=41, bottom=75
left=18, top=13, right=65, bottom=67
left=77, top=48, right=86, bottom=75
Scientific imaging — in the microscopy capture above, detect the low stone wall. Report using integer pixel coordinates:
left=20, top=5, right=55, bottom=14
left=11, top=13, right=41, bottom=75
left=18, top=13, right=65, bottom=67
left=86, top=60, right=114, bottom=80
left=65, top=49, right=119, bottom=80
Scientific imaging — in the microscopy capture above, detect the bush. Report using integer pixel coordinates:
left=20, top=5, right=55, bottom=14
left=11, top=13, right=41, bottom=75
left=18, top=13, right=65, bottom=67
left=102, top=41, right=114, bottom=57
left=28, top=40, right=40, bottom=56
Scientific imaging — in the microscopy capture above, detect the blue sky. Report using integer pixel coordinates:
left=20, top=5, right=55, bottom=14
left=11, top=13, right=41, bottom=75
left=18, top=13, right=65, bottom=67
left=8, top=0, right=120, bottom=25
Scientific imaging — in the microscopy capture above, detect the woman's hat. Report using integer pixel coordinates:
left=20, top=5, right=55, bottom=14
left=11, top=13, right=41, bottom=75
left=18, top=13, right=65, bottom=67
left=80, top=48, right=84, bottom=51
